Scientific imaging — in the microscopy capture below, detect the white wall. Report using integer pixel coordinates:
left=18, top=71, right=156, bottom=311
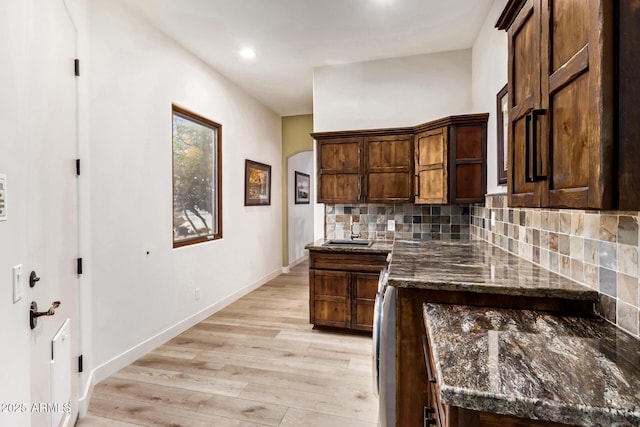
left=313, top=49, right=473, bottom=132
left=88, top=1, right=282, bottom=383
left=0, top=2, right=31, bottom=425
left=288, top=151, right=314, bottom=265
left=472, top=0, right=508, bottom=195
left=0, top=0, right=91, bottom=425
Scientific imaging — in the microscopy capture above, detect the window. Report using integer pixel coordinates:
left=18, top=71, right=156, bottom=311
left=172, top=105, right=222, bottom=247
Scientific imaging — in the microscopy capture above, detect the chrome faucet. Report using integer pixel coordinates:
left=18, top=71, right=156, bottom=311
left=350, top=221, right=360, bottom=240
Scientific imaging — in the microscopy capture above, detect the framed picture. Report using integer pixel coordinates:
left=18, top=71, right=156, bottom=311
left=497, top=84, right=508, bottom=185
left=244, top=159, right=271, bottom=206
left=294, top=171, right=310, bottom=204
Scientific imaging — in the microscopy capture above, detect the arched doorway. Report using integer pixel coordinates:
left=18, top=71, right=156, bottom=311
left=287, top=151, right=314, bottom=265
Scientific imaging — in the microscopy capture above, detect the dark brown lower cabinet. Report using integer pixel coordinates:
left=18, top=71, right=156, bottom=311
left=309, top=250, right=388, bottom=332
left=310, top=270, right=351, bottom=329
left=352, top=272, right=379, bottom=330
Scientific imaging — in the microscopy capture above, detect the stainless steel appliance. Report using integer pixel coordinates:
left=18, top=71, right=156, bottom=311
left=372, top=266, right=396, bottom=427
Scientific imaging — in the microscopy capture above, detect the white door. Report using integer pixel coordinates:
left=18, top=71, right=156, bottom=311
left=27, top=1, right=79, bottom=426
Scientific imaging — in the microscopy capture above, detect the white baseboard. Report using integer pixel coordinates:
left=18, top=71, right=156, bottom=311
left=77, top=370, right=95, bottom=417
left=83, top=267, right=282, bottom=405
left=283, top=254, right=308, bottom=273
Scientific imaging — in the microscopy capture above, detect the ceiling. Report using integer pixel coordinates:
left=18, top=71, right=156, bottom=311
left=116, top=0, right=494, bottom=116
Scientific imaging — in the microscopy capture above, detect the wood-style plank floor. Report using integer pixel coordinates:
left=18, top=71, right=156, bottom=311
left=78, top=261, right=378, bottom=427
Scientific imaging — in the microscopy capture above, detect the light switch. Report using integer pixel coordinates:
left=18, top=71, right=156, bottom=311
left=387, top=219, right=395, bottom=231
left=491, top=211, right=496, bottom=227
left=0, top=174, right=6, bottom=221
left=12, top=264, right=23, bottom=303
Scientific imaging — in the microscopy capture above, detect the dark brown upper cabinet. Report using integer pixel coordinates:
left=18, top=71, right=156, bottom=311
left=312, top=114, right=487, bottom=205
left=316, top=136, right=362, bottom=203
left=497, top=0, right=640, bottom=210
left=364, top=134, right=414, bottom=203
left=314, top=129, right=414, bottom=204
left=414, top=115, right=488, bottom=205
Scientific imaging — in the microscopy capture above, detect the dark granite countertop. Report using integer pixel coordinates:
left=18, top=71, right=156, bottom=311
left=423, top=303, right=640, bottom=426
left=305, top=239, right=393, bottom=255
left=388, top=240, right=597, bottom=301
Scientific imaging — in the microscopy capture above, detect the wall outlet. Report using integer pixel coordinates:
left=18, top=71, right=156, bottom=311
left=194, top=288, right=201, bottom=301
left=12, top=264, right=23, bottom=303
left=387, top=219, right=395, bottom=231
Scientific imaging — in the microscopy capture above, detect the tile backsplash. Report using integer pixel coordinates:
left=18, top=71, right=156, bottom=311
left=471, top=194, right=640, bottom=338
left=325, top=204, right=471, bottom=241
left=323, top=196, right=640, bottom=337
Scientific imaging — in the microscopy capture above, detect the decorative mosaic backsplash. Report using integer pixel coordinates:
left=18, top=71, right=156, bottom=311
left=325, top=204, right=471, bottom=241
left=471, top=194, right=640, bottom=338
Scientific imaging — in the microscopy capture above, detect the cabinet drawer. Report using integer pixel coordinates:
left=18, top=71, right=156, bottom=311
left=310, top=252, right=388, bottom=272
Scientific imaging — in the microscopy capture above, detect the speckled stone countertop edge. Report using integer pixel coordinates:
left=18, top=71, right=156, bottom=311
left=437, top=383, right=640, bottom=426
left=385, top=240, right=598, bottom=302
left=423, top=304, right=640, bottom=427
left=388, top=277, right=599, bottom=301
left=305, top=239, right=393, bottom=254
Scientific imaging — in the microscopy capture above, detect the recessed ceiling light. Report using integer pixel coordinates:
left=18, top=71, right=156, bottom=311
left=239, top=48, right=256, bottom=60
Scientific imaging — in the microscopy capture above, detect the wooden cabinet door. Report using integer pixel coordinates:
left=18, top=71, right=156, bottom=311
left=507, top=0, right=613, bottom=209
left=541, top=0, right=612, bottom=209
left=450, top=124, right=486, bottom=204
left=415, top=127, right=448, bottom=204
left=351, top=272, right=379, bottom=331
left=309, top=269, right=350, bottom=329
left=317, top=137, right=362, bottom=203
left=364, top=134, right=413, bottom=202
left=507, top=0, right=542, bottom=207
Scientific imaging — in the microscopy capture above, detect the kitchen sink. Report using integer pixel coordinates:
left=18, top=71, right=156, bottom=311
left=322, top=239, right=373, bottom=247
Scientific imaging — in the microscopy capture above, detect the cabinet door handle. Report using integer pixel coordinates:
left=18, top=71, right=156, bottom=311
left=525, top=113, right=533, bottom=183
left=422, top=335, right=437, bottom=383
left=531, top=109, right=546, bottom=181
left=525, top=110, right=547, bottom=183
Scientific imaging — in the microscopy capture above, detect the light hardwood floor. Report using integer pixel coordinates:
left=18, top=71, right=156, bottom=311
left=78, top=261, right=378, bottom=427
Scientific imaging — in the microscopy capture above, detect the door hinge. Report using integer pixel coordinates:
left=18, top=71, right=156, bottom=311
left=74, top=59, right=80, bottom=77
left=76, top=258, right=83, bottom=275
left=75, top=159, right=81, bottom=176
left=78, top=355, right=83, bottom=373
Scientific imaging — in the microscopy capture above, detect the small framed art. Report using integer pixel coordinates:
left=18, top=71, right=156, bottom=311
left=294, top=171, right=310, bottom=204
left=245, top=159, right=271, bottom=206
